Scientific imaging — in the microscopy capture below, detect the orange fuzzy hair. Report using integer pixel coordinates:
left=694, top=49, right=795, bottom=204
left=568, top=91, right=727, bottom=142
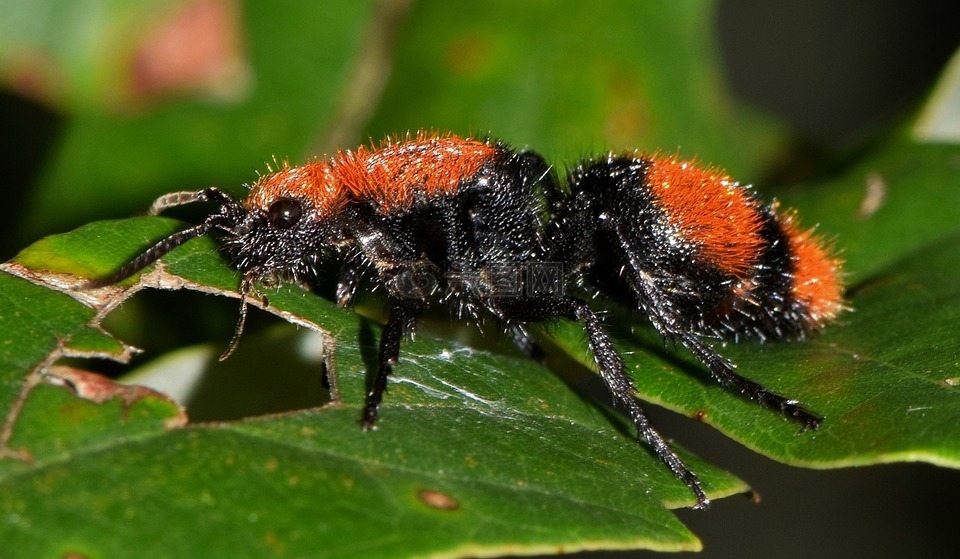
left=245, top=132, right=498, bottom=217
left=644, top=155, right=765, bottom=278
left=778, top=210, right=844, bottom=328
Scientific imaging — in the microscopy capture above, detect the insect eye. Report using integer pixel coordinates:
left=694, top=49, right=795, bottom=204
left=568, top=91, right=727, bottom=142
left=266, top=198, right=303, bottom=229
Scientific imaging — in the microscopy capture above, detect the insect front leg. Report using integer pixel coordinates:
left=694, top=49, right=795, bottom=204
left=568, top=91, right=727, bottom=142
left=336, top=252, right=364, bottom=308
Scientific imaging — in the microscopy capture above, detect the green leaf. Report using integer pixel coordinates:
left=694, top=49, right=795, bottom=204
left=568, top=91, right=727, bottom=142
left=0, top=220, right=746, bottom=557
left=774, top=141, right=960, bottom=283
left=4, top=140, right=958, bottom=557
left=0, top=269, right=131, bottom=456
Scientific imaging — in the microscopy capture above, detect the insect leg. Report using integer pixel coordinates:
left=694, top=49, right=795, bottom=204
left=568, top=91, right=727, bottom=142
left=336, top=252, right=364, bottom=308
left=361, top=298, right=419, bottom=429
left=570, top=298, right=709, bottom=508
left=492, top=297, right=709, bottom=509
left=619, top=241, right=823, bottom=430
left=505, top=323, right=545, bottom=363
left=677, top=331, right=823, bottom=430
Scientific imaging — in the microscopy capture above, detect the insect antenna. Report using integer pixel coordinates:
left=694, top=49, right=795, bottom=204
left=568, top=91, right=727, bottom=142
left=219, top=275, right=255, bottom=361
left=86, top=221, right=215, bottom=288
left=87, top=187, right=243, bottom=288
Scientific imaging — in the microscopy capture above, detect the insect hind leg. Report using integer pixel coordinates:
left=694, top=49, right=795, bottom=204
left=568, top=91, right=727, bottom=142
left=619, top=245, right=823, bottom=430
left=678, top=332, right=823, bottom=430
left=492, top=296, right=710, bottom=509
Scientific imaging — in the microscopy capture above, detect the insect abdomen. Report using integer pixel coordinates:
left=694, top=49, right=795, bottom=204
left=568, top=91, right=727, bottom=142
left=557, top=153, right=843, bottom=342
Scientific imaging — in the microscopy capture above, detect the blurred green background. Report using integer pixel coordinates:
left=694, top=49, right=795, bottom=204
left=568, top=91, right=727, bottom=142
left=4, top=0, right=956, bottom=258
left=1, top=0, right=959, bottom=558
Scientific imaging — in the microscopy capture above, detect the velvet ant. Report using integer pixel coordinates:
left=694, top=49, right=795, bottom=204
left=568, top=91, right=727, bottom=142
left=94, top=132, right=844, bottom=509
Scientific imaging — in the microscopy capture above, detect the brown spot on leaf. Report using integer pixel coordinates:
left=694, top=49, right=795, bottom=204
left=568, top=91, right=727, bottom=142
left=857, top=171, right=887, bottom=219
left=45, top=365, right=187, bottom=428
left=418, top=488, right=460, bottom=511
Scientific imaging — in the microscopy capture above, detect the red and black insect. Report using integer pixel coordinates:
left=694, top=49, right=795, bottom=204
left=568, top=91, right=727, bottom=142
left=95, top=132, right=843, bottom=508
